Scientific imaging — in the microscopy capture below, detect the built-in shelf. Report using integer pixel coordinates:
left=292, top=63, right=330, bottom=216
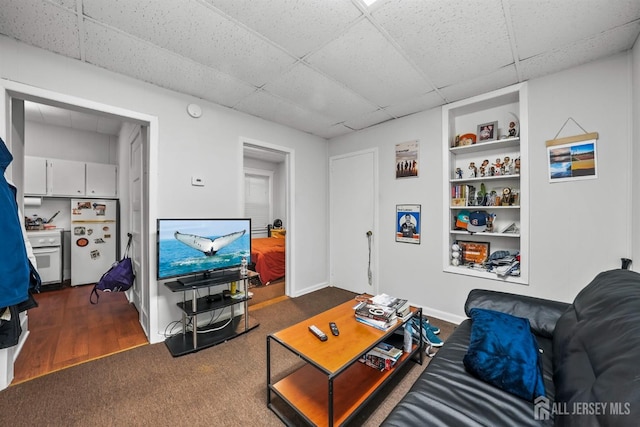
left=442, top=83, right=529, bottom=284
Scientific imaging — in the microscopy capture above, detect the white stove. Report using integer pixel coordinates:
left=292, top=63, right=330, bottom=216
left=26, top=229, right=63, bottom=287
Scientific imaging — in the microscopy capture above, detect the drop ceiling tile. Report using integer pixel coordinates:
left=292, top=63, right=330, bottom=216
left=439, top=65, right=518, bottom=104
left=343, top=109, right=395, bottom=131
left=83, top=21, right=256, bottom=108
left=317, top=123, right=353, bottom=139
left=510, top=0, right=640, bottom=59
left=49, top=0, right=77, bottom=11
left=0, top=0, right=80, bottom=58
left=235, top=90, right=335, bottom=136
left=383, top=90, right=446, bottom=119
left=83, top=0, right=295, bottom=87
left=373, top=0, right=513, bottom=88
left=307, top=19, right=431, bottom=107
left=519, top=21, right=640, bottom=81
left=263, top=63, right=377, bottom=122
left=204, top=0, right=362, bottom=58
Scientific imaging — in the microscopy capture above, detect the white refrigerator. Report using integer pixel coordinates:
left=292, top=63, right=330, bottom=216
left=70, top=199, right=118, bottom=286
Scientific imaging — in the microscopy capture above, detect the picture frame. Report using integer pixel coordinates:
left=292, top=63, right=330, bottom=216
left=457, top=240, right=490, bottom=264
left=395, top=140, right=419, bottom=179
left=396, top=204, right=421, bottom=244
left=476, top=121, right=498, bottom=143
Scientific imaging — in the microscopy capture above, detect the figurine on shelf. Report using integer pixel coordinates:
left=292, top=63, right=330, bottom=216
left=455, top=167, right=463, bottom=179
left=502, top=187, right=513, bottom=205
left=493, top=158, right=502, bottom=176
left=508, top=121, right=518, bottom=137
left=468, top=162, right=478, bottom=178
left=480, top=159, right=489, bottom=177
left=514, top=157, right=521, bottom=174
left=502, top=156, right=512, bottom=175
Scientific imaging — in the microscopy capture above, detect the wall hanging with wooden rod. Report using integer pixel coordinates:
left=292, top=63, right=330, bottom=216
left=545, top=117, right=599, bottom=182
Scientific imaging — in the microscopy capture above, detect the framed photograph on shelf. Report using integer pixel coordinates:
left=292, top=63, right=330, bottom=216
left=395, top=140, right=419, bottom=178
left=396, top=204, right=421, bottom=244
left=457, top=240, right=490, bottom=264
left=477, top=121, right=498, bottom=143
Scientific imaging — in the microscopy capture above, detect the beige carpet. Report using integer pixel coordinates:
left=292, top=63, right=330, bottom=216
left=0, top=286, right=454, bottom=426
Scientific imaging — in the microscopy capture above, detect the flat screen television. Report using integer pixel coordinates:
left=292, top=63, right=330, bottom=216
left=157, top=218, right=251, bottom=283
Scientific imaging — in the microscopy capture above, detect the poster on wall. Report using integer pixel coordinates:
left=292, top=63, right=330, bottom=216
left=396, top=204, right=421, bottom=244
left=395, top=140, right=419, bottom=178
left=547, top=138, right=598, bottom=182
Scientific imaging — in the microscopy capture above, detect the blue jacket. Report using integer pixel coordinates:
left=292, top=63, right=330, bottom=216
left=0, top=137, right=29, bottom=308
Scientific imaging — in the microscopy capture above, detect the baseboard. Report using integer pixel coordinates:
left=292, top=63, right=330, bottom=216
left=291, top=281, right=330, bottom=298
left=418, top=305, right=466, bottom=325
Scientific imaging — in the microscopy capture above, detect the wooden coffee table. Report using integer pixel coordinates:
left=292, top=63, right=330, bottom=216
left=267, top=298, right=423, bottom=426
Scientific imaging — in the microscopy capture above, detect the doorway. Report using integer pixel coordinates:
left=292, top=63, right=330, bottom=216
left=3, top=82, right=154, bottom=386
left=242, top=139, right=293, bottom=302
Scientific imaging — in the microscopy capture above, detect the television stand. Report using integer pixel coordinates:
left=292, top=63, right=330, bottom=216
left=177, top=269, right=242, bottom=287
left=164, top=270, right=259, bottom=356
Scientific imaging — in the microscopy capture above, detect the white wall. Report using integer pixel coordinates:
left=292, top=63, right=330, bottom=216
left=632, top=41, right=640, bottom=271
left=329, top=53, right=634, bottom=322
left=0, top=35, right=329, bottom=346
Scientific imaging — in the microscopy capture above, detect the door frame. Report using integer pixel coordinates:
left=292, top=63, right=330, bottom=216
left=240, top=137, right=294, bottom=297
left=0, top=78, right=159, bottom=388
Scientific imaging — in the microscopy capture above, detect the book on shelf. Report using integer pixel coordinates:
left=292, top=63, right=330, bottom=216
left=355, top=314, right=395, bottom=331
left=358, top=342, right=403, bottom=371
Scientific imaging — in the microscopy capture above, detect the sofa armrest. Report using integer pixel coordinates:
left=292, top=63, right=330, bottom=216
left=464, top=289, right=570, bottom=338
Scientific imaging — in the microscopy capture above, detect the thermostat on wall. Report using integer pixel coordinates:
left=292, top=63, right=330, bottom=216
left=191, top=176, right=205, bottom=186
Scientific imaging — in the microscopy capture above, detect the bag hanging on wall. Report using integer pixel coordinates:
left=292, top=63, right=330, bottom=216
left=90, top=233, right=135, bottom=304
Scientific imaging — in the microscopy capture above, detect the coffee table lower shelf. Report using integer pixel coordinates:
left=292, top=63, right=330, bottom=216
left=268, top=341, right=420, bottom=426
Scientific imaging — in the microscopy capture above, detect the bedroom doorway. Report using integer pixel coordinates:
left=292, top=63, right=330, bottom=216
left=242, top=139, right=292, bottom=304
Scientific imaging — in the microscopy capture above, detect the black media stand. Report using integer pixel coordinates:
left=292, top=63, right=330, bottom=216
left=164, top=270, right=259, bottom=357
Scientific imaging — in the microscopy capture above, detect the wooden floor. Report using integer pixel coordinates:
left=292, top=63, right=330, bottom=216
left=12, top=278, right=287, bottom=385
left=11, top=283, right=148, bottom=385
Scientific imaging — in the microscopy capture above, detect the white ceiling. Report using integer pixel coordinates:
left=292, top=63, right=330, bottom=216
left=2, top=0, right=640, bottom=140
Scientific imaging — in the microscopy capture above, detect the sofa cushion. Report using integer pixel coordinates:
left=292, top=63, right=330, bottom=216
left=553, top=269, right=640, bottom=426
left=381, top=319, right=555, bottom=426
left=463, top=308, right=545, bottom=402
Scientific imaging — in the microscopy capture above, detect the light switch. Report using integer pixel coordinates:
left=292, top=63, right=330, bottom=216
left=191, top=176, right=205, bottom=187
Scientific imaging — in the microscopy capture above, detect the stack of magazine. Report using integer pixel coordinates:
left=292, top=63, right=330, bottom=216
left=370, top=294, right=411, bottom=320
left=354, top=301, right=397, bottom=331
left=358, top=342, right=403, bottom=371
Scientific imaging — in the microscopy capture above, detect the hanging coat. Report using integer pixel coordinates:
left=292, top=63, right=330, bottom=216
left=0, top=137, right=30, bottom=308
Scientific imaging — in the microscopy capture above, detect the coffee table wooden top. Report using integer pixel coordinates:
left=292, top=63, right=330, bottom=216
left=271, top=298, right=414, bottom=374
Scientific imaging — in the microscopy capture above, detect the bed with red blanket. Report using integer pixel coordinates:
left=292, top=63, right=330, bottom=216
left=250, top=236, right=285, bottom=284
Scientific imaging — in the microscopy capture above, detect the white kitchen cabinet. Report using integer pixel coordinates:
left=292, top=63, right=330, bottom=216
left=86, top=162, right=117, bottom=197
left=24, top=157, right=118, bottom=198
left=24, top=156, right=47, bottom=195
left=49, top=158, right=85, bottom=196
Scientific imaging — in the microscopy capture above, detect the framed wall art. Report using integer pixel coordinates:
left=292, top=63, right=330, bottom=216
left=546, top=136, right=598, bottom=182
left=396, top=204, right=421, bottom=244
left=395, top=140, right=419, bottom=178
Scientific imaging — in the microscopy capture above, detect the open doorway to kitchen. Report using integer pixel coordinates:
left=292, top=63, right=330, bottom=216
left=3, top=82, right=155, bottom=386
left=242, top=139, right=293, bottom=308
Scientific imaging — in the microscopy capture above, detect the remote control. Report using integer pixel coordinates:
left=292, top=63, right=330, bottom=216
left=308, top=325, right=328, bottom=341
left=329, top=322, right=339, bottom=336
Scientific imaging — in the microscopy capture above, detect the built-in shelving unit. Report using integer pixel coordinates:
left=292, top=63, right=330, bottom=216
left=442, top=83, right=529, bottom=284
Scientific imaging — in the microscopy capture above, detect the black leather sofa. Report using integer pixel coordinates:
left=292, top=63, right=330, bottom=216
left=382, top=269, right=640, bottom=426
